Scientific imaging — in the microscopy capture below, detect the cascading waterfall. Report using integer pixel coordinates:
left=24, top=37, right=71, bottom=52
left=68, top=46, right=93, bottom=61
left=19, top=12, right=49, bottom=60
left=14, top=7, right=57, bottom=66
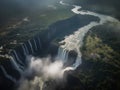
left=57, top=47, right=69, bottom=63
left=57, top=22, right=100, bottom=70
left=28, top=40, right=34, bottom=54
left=6, top=37, right=42, bottom=77
left=23, top=43, right=29, bottom=55
left=16, top=1, right=120, bottom=90
left=13, top=50, right=24, bottom=66
left=10, top=56, right=23, bottom=73
left=12, top=51, right=24, bottom=70
left=0, top=35, right=43, bottom=86
left=59, top=0, right=120, bottom=71
left=0, top=56, right=23, bottom=84
left=21, top=44, right=27, bottom=56
left=2, top=1, right=120, bottom=90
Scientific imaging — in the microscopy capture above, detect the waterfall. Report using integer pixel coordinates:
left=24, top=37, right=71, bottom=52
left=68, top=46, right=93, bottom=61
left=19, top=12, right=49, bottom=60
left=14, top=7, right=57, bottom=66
left=59, top=0, right=120, bottom=71
left=33, top=38, right=38, bottom=51
left=28, top=40, right=34, bottom=54
left=5, top=1, right=119, bottom=90
left=65, top=51, right=69, bottom=62
left=8, top=37, right=42, bottom=77
left=0, top=66, right=16, bottom=83
left=21, top=43, right=30, bottom=56
left=22, top=37, right=42, bottom=56
left=12, top=53, right=24, bottom=71
left=57, top=47, right=69, bottom=63
left=21, top=44, right=27, bottom=56
left=72, top=55, right=82, bottom=69
left=24, top=43, right=29, bottom=55
left=10, top=56, right=23, bottom=73
left=13, top=50, right=24, bottom=66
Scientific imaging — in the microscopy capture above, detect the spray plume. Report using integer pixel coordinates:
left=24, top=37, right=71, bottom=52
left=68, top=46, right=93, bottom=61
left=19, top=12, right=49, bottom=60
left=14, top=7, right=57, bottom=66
left=18, top=0, right=120, bottom=90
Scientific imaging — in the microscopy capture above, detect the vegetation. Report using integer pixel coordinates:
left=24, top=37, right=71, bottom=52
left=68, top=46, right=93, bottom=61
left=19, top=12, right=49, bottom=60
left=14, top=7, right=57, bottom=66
left=73, top=22, right=120, bottom=90
left=0, top=3, right=74, bottom=54
left=82, top=33, right=120, bottom=68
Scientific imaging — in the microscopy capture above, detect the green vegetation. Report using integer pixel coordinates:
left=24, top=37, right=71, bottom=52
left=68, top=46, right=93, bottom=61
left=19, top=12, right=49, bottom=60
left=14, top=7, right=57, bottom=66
left=82, top=34, right=120, bottom=68
left=0, top=3, right=74, bottom=54
left=71, top=22, right=120, bottom=90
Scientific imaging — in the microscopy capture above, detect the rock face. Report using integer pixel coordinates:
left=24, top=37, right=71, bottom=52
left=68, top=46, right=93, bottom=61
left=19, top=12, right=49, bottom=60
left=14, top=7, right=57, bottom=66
left=0, top=0, right=120, bottom=90
left=0, top=13, right=99, bottom=90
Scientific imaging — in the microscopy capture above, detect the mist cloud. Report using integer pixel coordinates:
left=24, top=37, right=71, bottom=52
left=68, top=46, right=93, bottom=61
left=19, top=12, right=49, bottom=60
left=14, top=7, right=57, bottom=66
left=18, top=55, right=73, bottom=90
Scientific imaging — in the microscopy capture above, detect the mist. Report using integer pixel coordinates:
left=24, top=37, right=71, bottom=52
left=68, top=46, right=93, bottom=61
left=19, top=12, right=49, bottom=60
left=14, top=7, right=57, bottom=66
left=17, top=55, right=73, bottom=90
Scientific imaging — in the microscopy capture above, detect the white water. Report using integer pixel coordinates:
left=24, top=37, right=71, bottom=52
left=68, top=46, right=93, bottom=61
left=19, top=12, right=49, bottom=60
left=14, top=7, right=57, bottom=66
left=60, top=1, right=69, bottom=6
left=10, top=56, right=23, bottom=73
left=57, top=47, right=68, bottom=63
left=22, top=44, right=27, bottom=56
left=59, top=1, right=120, bottom=71
left=13, top=50, right=24, bottom=67
left=28, top=40, right=34, bottom=54
left=24, top=43, right=29, bottom=55
left=12, top=56, right=24, bottom=71
left=18, top=1, right=120, bottom=90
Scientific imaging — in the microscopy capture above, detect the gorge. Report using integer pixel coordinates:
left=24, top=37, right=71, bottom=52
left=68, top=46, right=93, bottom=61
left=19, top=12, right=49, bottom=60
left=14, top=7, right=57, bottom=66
left=0, top=0, right=120, bottom=90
